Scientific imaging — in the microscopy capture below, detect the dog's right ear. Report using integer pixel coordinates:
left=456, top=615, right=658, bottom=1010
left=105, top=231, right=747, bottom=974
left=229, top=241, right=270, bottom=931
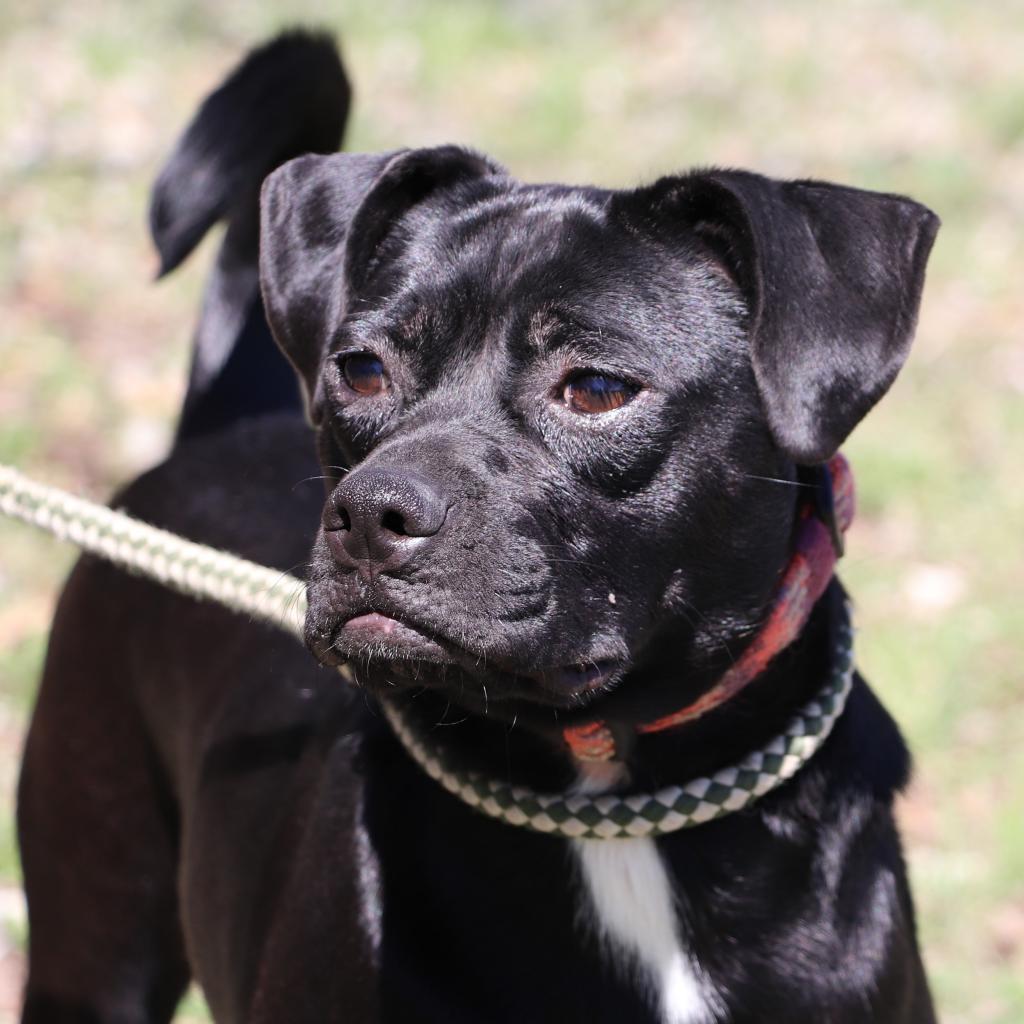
left=259, top=147, right=501, bottom=423
left=613, top=170, right=939, bottom=464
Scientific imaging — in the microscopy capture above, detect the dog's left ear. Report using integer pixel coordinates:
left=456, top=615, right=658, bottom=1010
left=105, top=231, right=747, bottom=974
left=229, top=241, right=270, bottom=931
left=259, top=146, right=502, bottom=423
left=616, top=171, right=939, bottom=463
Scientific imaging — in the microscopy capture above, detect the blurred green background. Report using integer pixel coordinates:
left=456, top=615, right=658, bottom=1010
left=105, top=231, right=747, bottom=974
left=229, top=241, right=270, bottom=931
left=1, top=0, right=1022, bottom=1020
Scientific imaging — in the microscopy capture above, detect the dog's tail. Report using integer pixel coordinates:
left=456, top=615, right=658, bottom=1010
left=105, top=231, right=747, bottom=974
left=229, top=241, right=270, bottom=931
left=149, top=30, right=350, bottom=441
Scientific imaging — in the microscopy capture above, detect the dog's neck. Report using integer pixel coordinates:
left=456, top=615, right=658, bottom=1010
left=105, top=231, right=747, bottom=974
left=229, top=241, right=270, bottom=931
left=390, top=580, right=844, bottom=797
left=622, top=583, right=842, bottom=791
left=562, top=455, right=853, bottom=763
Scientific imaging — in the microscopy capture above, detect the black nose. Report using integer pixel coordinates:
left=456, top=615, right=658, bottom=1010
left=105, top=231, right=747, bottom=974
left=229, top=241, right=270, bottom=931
left=325, top=467, right=448, bottom=572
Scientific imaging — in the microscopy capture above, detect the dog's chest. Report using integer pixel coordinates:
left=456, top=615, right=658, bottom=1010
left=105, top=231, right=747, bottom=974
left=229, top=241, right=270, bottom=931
left=570, top=766, right=722, bottom=1024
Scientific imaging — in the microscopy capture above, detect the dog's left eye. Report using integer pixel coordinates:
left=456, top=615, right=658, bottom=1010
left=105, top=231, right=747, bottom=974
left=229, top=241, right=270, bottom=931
left=561, top=372, right=636, bottom=415
left=339, top=352, right=388, bottom=397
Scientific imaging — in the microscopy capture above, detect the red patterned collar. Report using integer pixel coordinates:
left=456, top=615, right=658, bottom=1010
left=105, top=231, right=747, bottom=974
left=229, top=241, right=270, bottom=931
left=563, top=454, right=855, bottom=762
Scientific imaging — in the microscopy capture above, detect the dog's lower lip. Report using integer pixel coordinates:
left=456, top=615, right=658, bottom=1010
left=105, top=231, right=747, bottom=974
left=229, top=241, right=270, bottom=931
left=335, top=612, right=451, bottom=662
left=341, top=612, right=406, bottom=637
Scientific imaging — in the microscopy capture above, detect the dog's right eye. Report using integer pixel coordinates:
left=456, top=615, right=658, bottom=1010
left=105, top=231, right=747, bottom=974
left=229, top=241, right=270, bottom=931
left=561, top=372, right=636, bottom=415
left=339, top=352, right=388, bottom=397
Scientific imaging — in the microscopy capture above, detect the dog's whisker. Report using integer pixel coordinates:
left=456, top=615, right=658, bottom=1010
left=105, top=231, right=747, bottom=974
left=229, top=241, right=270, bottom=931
left=742, top=473, right=816, bottom=488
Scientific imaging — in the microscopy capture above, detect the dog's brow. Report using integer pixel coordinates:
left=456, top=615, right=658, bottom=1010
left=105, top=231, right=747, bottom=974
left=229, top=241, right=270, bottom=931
left=343, top=297, right=436, bottom=353
left=525, top=309, right=600, bottom=357
left=525, top=308, right=627, bottom=359
left=526, top=309, right=564, bottom=351
left=393, top=301, right=437, bottom=348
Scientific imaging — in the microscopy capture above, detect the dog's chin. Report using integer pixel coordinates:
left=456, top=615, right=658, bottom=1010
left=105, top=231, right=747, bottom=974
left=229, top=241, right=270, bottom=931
left=313, top=610, right=623, bottom=710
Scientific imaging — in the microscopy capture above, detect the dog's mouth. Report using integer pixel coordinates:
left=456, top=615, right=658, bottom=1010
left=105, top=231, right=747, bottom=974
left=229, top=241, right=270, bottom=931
left=327, top=609, right=621, bottom=706
left=336, top=611, right=451, bottom=662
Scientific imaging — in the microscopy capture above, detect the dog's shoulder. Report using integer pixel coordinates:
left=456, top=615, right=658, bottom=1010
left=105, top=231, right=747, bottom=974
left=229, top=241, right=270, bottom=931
left=58, top=412, right=356, bottom=786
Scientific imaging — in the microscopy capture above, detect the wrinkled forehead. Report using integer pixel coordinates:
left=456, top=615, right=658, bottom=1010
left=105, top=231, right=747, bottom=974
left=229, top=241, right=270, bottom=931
left=381, top=186, right=616, bottom=312
left=445, top=186, right=612, bottom=275
left=350, top=181, right=743, bottom=370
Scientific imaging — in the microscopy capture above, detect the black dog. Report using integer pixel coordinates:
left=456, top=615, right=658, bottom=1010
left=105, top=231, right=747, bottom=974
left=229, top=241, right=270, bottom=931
left=18, top=31, right=940, bottom=1023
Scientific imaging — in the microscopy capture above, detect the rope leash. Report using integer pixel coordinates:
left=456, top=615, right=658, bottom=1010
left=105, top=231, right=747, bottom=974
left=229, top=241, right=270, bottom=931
left=1, top=461, right=853, bottom=839
left=0, top=463, right=307, bottom=640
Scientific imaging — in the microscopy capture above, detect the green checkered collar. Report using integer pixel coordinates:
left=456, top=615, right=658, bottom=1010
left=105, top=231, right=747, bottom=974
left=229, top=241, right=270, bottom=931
left=377, top=604, right=854, bottom=840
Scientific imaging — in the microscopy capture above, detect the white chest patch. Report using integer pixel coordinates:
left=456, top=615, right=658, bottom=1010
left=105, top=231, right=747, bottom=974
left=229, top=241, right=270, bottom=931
left=570, top=765, right=722, bottom=1024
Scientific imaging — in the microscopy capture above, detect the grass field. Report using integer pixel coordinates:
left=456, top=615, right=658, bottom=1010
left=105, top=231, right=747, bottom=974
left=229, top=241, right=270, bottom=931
left=1, top=1, right=1022, bottom=1020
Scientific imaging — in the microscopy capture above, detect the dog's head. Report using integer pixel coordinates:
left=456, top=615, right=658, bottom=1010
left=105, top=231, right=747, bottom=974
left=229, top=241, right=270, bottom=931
left=259, top=147, right=936, bottom=722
